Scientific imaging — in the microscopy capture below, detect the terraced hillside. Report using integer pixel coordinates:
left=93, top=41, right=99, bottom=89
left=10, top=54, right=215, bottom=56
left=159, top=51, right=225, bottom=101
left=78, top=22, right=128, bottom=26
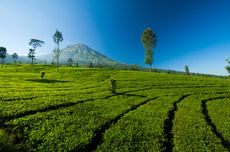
left=0, top=65, right=229, bottom=151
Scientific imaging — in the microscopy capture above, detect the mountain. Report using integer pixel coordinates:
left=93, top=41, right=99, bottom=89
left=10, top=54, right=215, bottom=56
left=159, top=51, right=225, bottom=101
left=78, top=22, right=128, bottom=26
left=4, top=54, right=30, bottom=63
left=37, top=43, right=121, bottom=66
left=3, top=43, right=123, bottom=66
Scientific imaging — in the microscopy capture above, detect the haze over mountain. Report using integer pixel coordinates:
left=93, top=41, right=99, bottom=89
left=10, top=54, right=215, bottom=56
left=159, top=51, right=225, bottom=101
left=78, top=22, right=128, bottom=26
left=4, top=54, right=29, bottom=64
left=4, top=43, right=122, bottom=66
left=37, top=43, right=121, bottom=65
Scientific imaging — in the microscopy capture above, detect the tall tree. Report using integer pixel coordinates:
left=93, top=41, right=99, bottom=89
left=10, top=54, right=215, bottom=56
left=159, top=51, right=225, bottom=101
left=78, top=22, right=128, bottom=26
left=184, top=65, right=190, bottom=75
left=141, top=28, right=157, bottom=72
left=12, top=53, right=18, bottom=64
left=0, top=47, right=7, bottom=68
left=53, top=29, right=63, bottom=71
left=28, top=49, right=35, bottom=65
left=28, top=39, right=44, bottom=65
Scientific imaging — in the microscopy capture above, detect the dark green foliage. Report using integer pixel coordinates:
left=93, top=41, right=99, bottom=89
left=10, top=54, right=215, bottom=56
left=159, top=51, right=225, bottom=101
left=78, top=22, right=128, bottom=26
left=88, top=61, right=93, bottom=68
left=145, top=49, right=153, bottom=69
left=141, top=28, right=157, bottom=71
left=0, top=47, right=7, bottom=67
left=131, top=64, right=139, bottom=70
left=28, top=49, right=35, bottom=65
left=12, top=53, right=18, bottom=64
left=110, top=78, right=117, bottom=94
left=185, top=65, right=190, bottom=75
left=0, top=130, right=17, bottom=152
left=0, top=47, right=7, bottom=58
left=40, top=71, right=45, bottom=79
left=120, top=64, right=140, bottom=71
left=67, top=58, right=73, bottom=66
left=29, top=39, right=44, bottom=65
left=225, top=59, right=230, bottom=75
left=123, top=65, right=128, bottom=70
left=141, top=28, right=157, bottom=50
left=53, top=29, right=63, bottom=46
left=29, top=39, right=44, bottom=50
left=97, top=63, right=103, bottom=68
left=225, top=66, right=230, bottom=74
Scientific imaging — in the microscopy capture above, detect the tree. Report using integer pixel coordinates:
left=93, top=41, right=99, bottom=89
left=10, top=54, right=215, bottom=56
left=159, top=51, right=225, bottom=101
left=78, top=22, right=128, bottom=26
left=53, top=29, right=63, bottom=71
left=88, top=61, right=93, bottom=68
left=225, top=59, right=230, bottom=74
left=131, top=64, right=139, bottom=71
left=67, top=58, right=73, bottom=66
left=184, top=65, right=190, bottom=75
left=28, top=49, right=35, bottom=65
left=12, top=53, right=18, bottom=64
left=0, top=47, right=7, bottom=68
left=29, top=39, right=44, bottom=65
left=41, top=71, right=45, bottom=80
left=226, top=66, right=230, bottom=74
left=141, top=28, right=157, bottom=72
left=97, top=63, right=102, bottom=68
left=110, top=78, right=117, bottom=94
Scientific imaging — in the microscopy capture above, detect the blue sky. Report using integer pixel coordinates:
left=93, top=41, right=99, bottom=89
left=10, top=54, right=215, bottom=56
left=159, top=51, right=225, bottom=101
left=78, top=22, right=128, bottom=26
left=0, top=0, right=230, bottom=75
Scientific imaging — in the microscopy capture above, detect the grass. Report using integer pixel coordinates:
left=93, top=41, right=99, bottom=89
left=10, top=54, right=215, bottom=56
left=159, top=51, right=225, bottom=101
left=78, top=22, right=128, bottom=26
left=0, top=129, right=17, bottom=152
left=0, top=64, right=229, bottom=151
left=173, top=95, right=228, bottom=151
left=96, top=96, right=179, bottom=152
left=207, top=98, right=230, bottom=147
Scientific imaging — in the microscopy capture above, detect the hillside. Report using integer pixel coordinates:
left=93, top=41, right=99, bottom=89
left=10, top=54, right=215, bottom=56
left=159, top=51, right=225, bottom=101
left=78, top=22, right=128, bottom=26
left=4, top=43, right=123, bottom=67
left=0, top=65, right=229, bottom=151
left=37, top=43, right=122, bottom=66
left=4, top=54, right=30, bottom=63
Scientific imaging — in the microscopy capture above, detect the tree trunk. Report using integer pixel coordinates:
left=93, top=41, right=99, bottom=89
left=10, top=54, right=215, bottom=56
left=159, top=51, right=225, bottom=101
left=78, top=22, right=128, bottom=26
left=57, top=54, right=59, bottom=67
left=1, top=59, right=3, bottom=68
left=56, top=46, right=60, bottom=72
left=57, top=56, right=59, bottom=72
left=32, top=57, right=34, bottom=65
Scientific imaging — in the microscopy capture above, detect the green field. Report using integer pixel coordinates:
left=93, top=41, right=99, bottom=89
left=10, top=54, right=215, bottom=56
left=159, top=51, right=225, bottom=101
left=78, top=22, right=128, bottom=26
left=0, top=65, right=229, bottom=152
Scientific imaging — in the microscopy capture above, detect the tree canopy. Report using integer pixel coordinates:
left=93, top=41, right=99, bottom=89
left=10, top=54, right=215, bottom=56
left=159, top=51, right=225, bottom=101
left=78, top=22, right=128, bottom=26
left=29, top=39, right=45, bottom=50
left=141, top=28, right=157, bottom=51
left=0, top=47, right=7, bottom=59
left=12, top=53, right=18, bottom=59
left=53, top=29, right=63, bottom=47
left=141, top=28, right=157, bottom=71
left=12, top=53, right=18, bottom=64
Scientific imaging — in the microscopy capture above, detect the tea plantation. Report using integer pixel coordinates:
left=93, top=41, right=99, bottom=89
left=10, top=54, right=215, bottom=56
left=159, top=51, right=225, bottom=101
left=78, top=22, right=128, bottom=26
left=0, top=65, right=229, bottom=152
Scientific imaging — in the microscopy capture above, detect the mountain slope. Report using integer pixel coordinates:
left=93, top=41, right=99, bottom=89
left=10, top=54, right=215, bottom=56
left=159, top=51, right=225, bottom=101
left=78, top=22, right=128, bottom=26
left=37, top=43, right=121, bottom=65
left=4, top=54, right=29, bottom=63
